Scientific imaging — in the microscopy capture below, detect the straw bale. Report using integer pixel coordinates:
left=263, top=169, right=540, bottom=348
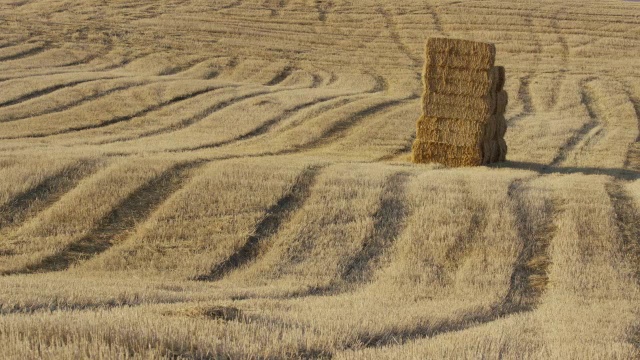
left=422, top=91, right=496, bottom=120
left=427, top=38, right=496, bottom=60
left=495, top=66, right=506, bottom=92
left=412, top=38, right=506, bottom=167
left=412, top=139, right=483, bottom=167
left=422, top=66, right=499, bottom=97
left=416, top=116, right=486, bottom=146
left=425, top=38, right=496, bottom=70
left=495, top=90, right=508, bottom=114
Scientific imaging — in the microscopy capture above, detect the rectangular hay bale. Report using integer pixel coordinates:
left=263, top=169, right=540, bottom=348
left=422, top=66, right=499, bottom=97
left=422, top=91, right=496, bottom=120
left=416, top=116, right=486, bottom=146
left=412, top=139, right=483, bottom=167
left=412, top=38, right=507, bottom=167
left=425, top=38, right=496, bottom=70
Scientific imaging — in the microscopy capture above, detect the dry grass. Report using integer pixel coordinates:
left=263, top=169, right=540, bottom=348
left=0, top=0, right=639, bottom=358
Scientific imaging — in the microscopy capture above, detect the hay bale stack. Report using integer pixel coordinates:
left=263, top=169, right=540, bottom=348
left=412, top=38, right=508, bottom=167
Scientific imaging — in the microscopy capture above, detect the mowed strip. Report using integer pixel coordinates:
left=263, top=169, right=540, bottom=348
left=0, top=79, right=229, bottom=139
left=531, top=175, right=640, bottom=358
left=0, top=42, right=47, bottom=62
left=561, top=78, right=639, bottom=169
left=102, top=86, right=364, bottom=153
left=0, top=158, right=178, bottom=275
left=0, top=44, right=95, bottom=71
left=0, top=160, right=99, bottom=236
left=226, top=163, right=394, bottom=288
left=188, top=95, right=407, bottom=159
left=0, top=78, right=148, bottom=123
left=53, top=84, right=269, bottom=146
left=79, top=158, right=310, bottom=280
left=0, top=73, right=113, bottom=108
left=382, top=175, right=640, bottom=359
left=310, top=101, right=419, bottom=161
left=223, top=169, right=532, bottom=353
left=0, top=157, right=84, bottom=216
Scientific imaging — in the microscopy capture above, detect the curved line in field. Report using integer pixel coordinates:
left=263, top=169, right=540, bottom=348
left=0, top=78, right=112, bottom=109
left=298, top=98, right=407, bottom=151
left=377, top=6, right=422, bottom=68
left=0, top=86, right=228, bottom=139
left=103, top=75, right=386, bottom=146
left=187, top=97, right=410, bottom=161
left=0, top=161, right=99, bottom=235
left=507, top=74, right=535, bottom=126
left=616, top=80, right=640, bottom=170
left=549, top=78, right=600, bottom=167
left=341, top=171, right=411, bottom=284
left=0, top=44, right=48, bottom=62
left=195, top=165, right=322, bottom=281
left=1, top=161, right=204, bottom=275
left=605, top=182, right=640, bottom=286
left=265, top=65, right=295, bottom=86
left=0, top=81, right=147, bottom=123
left=168, top=93, right=365, bottom=153
left=159, top=57, right=209, bottom=76
left=340, top=179, right=555, bottom=350
left=100, top=88, right=282, bottom=144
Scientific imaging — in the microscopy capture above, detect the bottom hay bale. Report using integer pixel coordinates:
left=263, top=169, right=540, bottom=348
left=416, top=116, right=486, bottom=146
left=412, top=139, right=483, bottom=167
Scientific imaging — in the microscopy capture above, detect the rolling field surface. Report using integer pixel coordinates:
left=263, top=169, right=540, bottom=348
left=0, top=0, right=639, bottom=358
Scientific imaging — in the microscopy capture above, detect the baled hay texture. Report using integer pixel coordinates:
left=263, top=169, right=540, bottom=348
left=412, top=139, right=483, bottom=167
left=426, top=38, right=496, bottom=70
left=498, top=138, right=508, bottom=162
left=416, top=116, right=486, bottom=146
left=495, top=90, right=508, bottom=114
left=422, top=65, right=499, bottom=97
left=495, top=66, right=506, bottom=92
left=422, top=91, right=496, bottom=120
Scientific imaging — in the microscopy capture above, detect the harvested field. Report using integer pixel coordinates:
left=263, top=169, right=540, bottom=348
left=0, top=0, right=639, bottom=358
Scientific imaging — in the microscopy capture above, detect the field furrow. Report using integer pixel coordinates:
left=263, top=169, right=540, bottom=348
left=0, top=79, right=146, bottom=123
left=1, top=0, right=639, bottom=358
left=0, top=161, right=98, bottom=236
left=0, top=77, right=106, bottom=109
left=197, top=165, right=322, bottom=281
left=0, top=83, right=228, bottom=139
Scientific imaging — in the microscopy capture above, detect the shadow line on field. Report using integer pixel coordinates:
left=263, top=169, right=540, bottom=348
left=1, top=161, right=204, bottom=276
left=491, top=161, right=640, bottom=181
left=195, top=165, right=323, bottom=281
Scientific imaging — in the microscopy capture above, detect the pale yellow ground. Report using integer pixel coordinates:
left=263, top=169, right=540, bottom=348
left=0, top=0, right=639, bottom=358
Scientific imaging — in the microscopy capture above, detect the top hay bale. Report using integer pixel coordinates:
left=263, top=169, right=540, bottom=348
left=425, top=38, right=496, bottom=70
